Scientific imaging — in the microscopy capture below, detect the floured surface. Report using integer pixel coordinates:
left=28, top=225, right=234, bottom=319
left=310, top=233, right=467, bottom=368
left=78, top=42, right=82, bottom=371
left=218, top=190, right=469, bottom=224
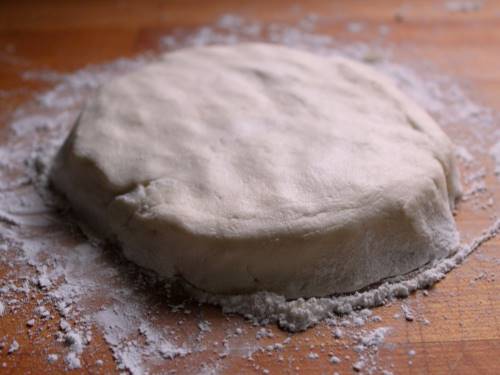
left=1, top=10, right=500, bottom=375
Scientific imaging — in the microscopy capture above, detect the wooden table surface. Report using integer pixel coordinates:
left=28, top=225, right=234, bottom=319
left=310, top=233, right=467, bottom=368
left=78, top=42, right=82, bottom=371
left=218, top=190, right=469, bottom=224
left=1, top=1, right=500, bottom=374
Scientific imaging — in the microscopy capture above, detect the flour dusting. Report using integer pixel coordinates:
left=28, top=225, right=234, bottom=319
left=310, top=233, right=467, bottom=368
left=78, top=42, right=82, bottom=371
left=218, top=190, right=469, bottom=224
left=491, top=141, right=500, bottom=176
left=445, top=0, right=484, bottom=12
left=0, top=12, right=498, bottom=375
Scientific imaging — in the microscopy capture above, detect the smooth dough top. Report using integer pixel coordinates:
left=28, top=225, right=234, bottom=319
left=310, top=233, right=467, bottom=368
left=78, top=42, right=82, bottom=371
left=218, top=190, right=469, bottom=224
left=51, top=43, right=462, bottom=298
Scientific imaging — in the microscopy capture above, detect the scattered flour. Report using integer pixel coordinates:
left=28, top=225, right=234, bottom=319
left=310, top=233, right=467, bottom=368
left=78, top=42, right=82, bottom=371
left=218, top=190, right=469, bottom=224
left=456, top=146, right=474, bottom=164
left=353, top=360, right=365, bottom=371
left=346, top=22, right=364, bottom=33
left=445, top=0, right=484, bottom=12
left=64, top=330, right=84, bottom=353
left=307, top=352, right=320, bottom=360
left=329, top=355, right=341, bottom=364
left=490, top=141, right=500, bottom=176
left=158, top=341, right=191, bottom=360
left=64, top=352, right=81, bottom=370
left=359, top=327, right=391, bottom=347
left=0, top=11, right=498, bottom=375
left=401, top=304, right=415, bottom=322
left=8, top=340, right=19, bottom=354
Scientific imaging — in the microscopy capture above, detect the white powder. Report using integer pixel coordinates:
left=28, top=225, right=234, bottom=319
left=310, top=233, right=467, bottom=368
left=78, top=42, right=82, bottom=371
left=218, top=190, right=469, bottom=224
left=159, top=341, right=190, bottom=360
left=60, top=319, right=71, bottom=332
left=347, top=22, right=364, bottom=33
left=8, top=340, right=19, bottom=354
left=329, top=355, right=341, bottom=364
left=198, top=320, right=212, bottom=333
left=445, top=0, right=483, bottom=12
left=47, top=353, right=59, bottom=363
left=34, top=305, right=50, bottom=319
left=256, top=328, right=274, bottom=340
left=0, top=11, right=498, bottom=375
left=333, top=328, right=343, bottom=339
left=490, top=141, right=500, bottom=176
left=353, top=359, right=365, bottom=371
left=64, top=352, right=81, bottom=369
left=401, top=305, right=415, bottom=322
left=36, top=273, right=52, bottom=289
left=359, top=327, right=391, bottom=347
left=456, top=146, right=474, bottom=164
left=64, top=330, right=84, bottom=353
left=307, top=352, right=319, bottom=359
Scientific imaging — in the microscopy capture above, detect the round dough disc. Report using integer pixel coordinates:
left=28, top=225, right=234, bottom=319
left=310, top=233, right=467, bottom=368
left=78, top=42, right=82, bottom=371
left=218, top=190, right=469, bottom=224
left=51, top=43, right=462, bottom=298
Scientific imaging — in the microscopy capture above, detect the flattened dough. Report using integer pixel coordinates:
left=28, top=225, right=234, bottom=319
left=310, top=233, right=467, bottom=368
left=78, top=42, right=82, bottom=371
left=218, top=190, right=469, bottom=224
left=50, top=43, right=462, bottom=298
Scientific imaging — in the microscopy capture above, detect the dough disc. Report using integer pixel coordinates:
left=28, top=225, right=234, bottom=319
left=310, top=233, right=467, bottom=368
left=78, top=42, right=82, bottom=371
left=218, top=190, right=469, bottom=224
left=51, top=43, right=462, bottom=298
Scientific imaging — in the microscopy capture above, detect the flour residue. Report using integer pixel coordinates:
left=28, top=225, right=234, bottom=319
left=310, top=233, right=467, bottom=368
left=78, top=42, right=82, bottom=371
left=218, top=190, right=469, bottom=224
left=490, top=141, right=500, bottom=176
left=0, top=12, right=498, bottom=375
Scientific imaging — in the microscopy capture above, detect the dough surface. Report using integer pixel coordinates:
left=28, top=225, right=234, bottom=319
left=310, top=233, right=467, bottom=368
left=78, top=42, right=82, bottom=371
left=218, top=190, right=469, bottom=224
left=51, top=43, right=462, bottom=298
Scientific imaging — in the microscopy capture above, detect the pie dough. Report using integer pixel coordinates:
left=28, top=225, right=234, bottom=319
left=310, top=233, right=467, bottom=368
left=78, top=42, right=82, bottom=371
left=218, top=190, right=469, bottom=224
left=50, top=43, right=462, bottom=298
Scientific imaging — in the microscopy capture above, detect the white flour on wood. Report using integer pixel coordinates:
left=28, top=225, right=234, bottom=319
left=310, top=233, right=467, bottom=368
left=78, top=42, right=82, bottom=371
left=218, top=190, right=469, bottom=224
left=0, top=12, right=498, bottom=375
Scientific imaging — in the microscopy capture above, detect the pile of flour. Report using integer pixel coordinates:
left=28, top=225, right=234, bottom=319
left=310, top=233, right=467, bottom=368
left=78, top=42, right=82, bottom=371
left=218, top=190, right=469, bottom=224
left=0, top=12, right=499, bottom=374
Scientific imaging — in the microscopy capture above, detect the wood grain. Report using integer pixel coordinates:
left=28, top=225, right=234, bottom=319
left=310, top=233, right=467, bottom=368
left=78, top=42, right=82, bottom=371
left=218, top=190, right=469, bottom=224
left=1, top=1, right=500, bottom=374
